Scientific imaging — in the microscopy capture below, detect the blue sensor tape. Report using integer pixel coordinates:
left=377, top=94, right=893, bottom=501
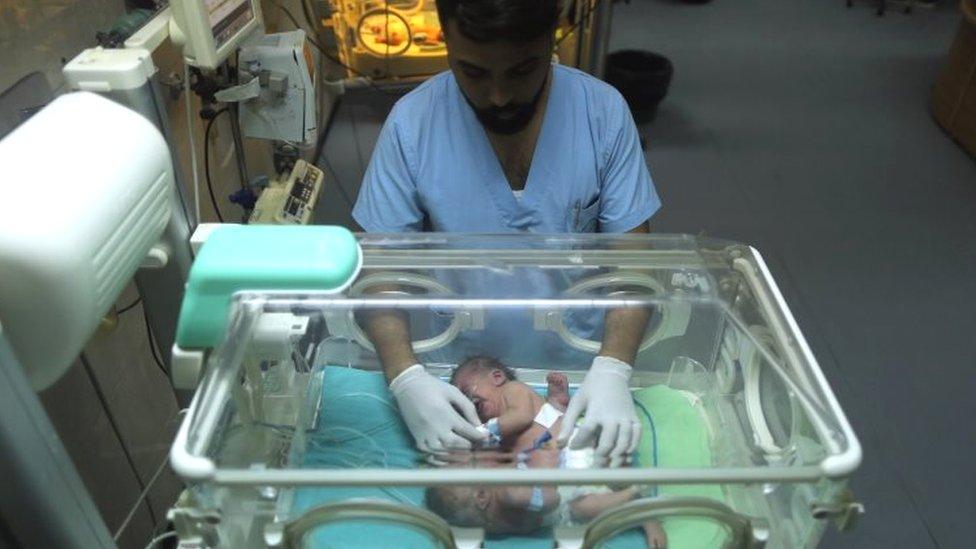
left=527, top=486, right=545, bottom=512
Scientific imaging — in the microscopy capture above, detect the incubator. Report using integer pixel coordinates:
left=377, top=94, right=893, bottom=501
left=329, top=0, right=449, bottom=79
left=327, top=0, right=608, bottom=80
left=168, top=231, right=862, bottom=548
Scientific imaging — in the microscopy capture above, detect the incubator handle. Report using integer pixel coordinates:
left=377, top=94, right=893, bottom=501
left=271, top=499, right=460, bottom=549
left=580, top=496, right=770, bottom=549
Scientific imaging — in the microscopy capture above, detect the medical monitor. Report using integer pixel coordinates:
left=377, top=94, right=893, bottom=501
left=169, top=0, right=263, bottom=69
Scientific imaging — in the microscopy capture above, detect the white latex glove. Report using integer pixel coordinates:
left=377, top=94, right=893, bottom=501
left=389, top=364, right=487, bottom=456
left=557, top=356, right=641, bottom=467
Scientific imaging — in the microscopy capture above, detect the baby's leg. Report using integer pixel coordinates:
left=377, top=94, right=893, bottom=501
left=642, top=521, right=667, bottom=549
left=568, top=488, right=667, bottom=547
left=567, top=487, right=639, bottom=522
left=546, top=372, right=570, bottom=411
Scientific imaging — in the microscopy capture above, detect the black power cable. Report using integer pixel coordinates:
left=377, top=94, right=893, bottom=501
left=204, top=108, right=230, bottom=223
left=117, top=297, right=142, bottom=315
left=107, top=296, right=167, bottom=379
left=141, top=307, right=167, bottom=378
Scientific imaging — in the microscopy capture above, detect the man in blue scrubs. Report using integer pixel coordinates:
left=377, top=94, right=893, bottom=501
left=353, top=0, right=661, bottom=467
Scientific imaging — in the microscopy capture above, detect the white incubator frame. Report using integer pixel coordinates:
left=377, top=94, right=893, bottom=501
left=168, top=233, right=863, bottom=549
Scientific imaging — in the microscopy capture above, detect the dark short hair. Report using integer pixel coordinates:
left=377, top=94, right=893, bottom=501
left=451, top=356, right=517, bottom=384
left=436, top=0, right=559, bottom=43
left=426, top=487, right=484, bottom=527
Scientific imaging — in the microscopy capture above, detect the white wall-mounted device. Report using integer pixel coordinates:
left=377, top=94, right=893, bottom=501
left=237, top=30, right=317, bottom=145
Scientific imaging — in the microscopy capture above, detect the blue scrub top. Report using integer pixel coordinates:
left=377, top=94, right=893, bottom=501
left=353, top=64, right=661, bottom=234
left=352, top=65, right=662, bottom=367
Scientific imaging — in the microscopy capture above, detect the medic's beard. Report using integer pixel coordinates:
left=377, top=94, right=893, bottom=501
left=462, top=72, right=549, bottom=136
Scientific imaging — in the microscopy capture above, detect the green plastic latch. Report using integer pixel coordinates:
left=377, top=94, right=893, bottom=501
left=175, top=225, right=361, bottom=349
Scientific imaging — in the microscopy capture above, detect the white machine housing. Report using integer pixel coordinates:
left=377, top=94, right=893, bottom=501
left=169, top=0, right=264, bottom=70
left=237, top=30, right=317, bottom=145
left=62, top=47, right=157, bottom=93
left=0, top=92, right=173, bottom=390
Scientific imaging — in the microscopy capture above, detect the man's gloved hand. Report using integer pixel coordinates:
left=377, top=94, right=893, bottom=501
left=389, top=364, right=487, bottom=456
left=557, top=356, right=641, bottom=467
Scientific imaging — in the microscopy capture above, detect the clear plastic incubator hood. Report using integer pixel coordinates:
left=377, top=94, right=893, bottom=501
left=168, top=230, right=863, bottom=549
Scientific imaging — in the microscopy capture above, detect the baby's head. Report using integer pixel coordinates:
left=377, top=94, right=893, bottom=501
left=452, top=356, right=517, bottom=421
left=426, top=486, right=489, bottom=528
left=426, top=485, right=540, bottom=534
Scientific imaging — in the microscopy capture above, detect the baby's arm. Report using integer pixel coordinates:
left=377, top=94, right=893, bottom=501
left=498, top=485, right=559, bottom=514
left=568, top=488, right=639, bottom=522
left=491, top=382, right=539, bottom=439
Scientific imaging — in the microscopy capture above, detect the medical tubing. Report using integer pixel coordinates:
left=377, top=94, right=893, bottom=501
left=318, top=426, right=392, bottom=461
left=79, top=353, right=156, bottom=529
left=113, top=450, right=172, bottom=540
left=633, top=397, right=659, bottom=497
left=204, top=108, right=229, bottom=222
left=183, top=63, right=201, bottom=224
left=632, top=399, right=657, bottom=468
left=144, top=531, right=178, bottom=549
left=333, top=391, right=397, bottom=411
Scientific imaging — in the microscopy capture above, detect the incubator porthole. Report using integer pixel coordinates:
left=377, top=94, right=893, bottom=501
left=715, top=328, right=741, bottom=394
left=563, top=290, right=663, bottom=345
left=554, top=272, right=678, bottom=353
left=350, top=272, right=442, bottom=296
left=353, top=0, right=445, bottom=59
left=742, top=326, right=800, bottom=461
left=345, top=272, right=465, bottom=354
left=759, top=362, right=794, bottom=450
left=357, top=9, right=414, bottom=57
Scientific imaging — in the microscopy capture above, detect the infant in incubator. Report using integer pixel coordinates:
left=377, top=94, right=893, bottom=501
left=425, top=357, right=667, bottom=548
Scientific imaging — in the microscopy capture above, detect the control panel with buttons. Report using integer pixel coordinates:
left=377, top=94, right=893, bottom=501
left=249, top=160, right=324, bottom=225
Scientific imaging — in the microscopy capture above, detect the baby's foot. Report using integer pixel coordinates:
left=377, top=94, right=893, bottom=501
left=642, top=520, right=668, bottom=549
left=546, top=372, right=570, bottom=411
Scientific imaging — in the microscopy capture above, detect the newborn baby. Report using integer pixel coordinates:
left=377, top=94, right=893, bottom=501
left=426, top=357, right=666, bottom=548
left=451, top=356, right=570, bottom=453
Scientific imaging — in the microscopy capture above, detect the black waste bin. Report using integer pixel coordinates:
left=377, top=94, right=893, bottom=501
left=605, top=50, right=674, bottom=124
